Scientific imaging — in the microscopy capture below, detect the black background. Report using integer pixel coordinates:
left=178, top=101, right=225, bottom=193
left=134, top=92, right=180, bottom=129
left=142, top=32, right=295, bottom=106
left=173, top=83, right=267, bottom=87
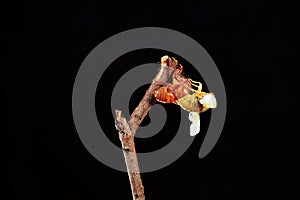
left=4, top=0, right=298, bottom=199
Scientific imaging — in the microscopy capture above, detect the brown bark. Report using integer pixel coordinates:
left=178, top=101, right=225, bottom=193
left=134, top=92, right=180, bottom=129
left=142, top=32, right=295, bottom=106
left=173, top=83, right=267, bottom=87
left=114, top=56, right=179, bottom=200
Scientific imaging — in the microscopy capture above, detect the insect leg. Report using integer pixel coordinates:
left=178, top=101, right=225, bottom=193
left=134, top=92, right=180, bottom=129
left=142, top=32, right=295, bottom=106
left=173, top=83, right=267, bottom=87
left=191, top=88, right=198, bottom=93
left=175, top=64, right=183, bottom=74
left=189, top=79, right=202, bottom=92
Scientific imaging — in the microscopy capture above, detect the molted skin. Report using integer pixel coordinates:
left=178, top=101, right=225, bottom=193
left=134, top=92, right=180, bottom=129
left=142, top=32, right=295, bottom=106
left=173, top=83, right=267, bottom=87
left=153, top=86, right=177, bottom=104
left=153, top=69, right=191, bottom=104
left=171, top=73, right=191, bottom=99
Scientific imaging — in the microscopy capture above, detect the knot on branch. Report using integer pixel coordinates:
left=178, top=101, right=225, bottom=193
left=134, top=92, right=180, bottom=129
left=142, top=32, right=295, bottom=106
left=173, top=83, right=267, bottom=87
left=115, top=110, right=133, bottom=137
left=115, top=121, right=124, bottom=133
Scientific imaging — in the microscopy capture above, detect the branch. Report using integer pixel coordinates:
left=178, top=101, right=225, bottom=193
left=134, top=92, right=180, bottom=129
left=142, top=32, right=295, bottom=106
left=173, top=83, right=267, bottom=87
left=114, top=56, right=179, bottom=200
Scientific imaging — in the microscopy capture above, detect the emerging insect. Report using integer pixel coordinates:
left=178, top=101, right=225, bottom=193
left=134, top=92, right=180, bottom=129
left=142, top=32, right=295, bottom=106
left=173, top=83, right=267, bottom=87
left=152, top=60, right=217, bottom=136
left=177, top=79, right=217, bottom=136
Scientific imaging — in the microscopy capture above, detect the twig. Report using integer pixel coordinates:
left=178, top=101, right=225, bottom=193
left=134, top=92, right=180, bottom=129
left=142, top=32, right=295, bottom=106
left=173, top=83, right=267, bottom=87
left=114, top=56, right=179, bottom=200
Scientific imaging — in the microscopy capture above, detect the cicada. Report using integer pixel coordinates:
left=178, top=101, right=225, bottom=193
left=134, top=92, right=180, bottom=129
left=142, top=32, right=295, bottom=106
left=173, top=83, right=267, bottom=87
left=153, top=60, right=217, bottom=136
left=177, top=79, right=217, bottom=136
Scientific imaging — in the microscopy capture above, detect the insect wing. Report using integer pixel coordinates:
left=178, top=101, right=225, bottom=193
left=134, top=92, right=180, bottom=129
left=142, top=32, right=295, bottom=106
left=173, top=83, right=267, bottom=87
left=200, top=93, right=217, bottom=108
left=188, top=112, right=200, bottom=136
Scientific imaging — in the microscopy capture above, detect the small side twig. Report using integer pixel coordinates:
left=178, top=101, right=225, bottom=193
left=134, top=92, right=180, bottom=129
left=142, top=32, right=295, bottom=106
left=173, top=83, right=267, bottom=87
left=114, top=56, right=179, bottom=200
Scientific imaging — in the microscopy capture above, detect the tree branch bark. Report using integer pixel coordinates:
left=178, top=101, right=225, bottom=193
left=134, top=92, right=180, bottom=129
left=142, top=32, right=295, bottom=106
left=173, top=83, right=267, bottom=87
left=114, top=56, right=179, bottom=200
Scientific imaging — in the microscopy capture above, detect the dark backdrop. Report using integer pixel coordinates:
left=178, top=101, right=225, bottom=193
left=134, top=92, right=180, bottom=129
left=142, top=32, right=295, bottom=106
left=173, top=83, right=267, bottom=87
left=4, top=0, right=297, bottom=199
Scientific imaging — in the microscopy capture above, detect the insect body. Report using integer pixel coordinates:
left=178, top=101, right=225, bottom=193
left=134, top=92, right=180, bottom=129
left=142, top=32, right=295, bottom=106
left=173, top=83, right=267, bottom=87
left=177, top=80, right=217, bottom=112
left=177, top=79, right=217, bottom=136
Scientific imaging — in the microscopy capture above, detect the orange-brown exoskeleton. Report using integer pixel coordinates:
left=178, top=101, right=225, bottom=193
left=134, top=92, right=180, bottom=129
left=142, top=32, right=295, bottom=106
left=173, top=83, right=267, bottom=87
left=153, top=64, right=191, bottom=104
left=153, top=86, right=178, bottom=104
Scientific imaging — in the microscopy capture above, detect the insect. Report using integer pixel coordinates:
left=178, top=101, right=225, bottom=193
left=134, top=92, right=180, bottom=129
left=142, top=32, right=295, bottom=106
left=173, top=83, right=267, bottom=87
left=177, top=79, right=217, bottom=136
left=152, top=62, right=217, bottom=136
left=152, top=65, right=191, bottom=104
